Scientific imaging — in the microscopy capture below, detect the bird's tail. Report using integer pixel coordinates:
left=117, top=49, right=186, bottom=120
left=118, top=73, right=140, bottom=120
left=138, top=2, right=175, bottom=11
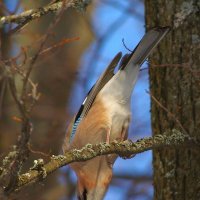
left=99, top=27, right=170, bottom=102
left=120, top=26, right=170, bottom=69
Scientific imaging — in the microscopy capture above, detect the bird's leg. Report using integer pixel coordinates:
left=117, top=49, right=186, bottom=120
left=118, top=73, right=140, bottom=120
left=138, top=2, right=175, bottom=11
left=120, top=125, right=127, bottom=141
left=120, top=117, right=130, bottom=141
left=120, top=118, right=135, bottom=159
left=106, top=128, right=111, bottom=144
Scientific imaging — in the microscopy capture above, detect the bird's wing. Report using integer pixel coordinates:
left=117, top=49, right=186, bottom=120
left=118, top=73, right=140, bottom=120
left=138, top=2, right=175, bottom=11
left=63, top=96, right=111, bottom=152
left=63, top=52, right=122, bottom=146
left=79, top=52, right=122, bottom=119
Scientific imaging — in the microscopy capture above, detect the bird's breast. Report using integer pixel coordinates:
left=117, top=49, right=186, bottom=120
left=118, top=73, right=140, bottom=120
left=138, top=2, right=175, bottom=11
left=100, top=95, right=131, bottom=141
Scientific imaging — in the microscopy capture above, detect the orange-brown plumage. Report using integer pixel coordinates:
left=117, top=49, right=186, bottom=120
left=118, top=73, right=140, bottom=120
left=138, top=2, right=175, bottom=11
left=64, top=98, right=111, bottom=150
left=64, top=98, right=115, bottom=200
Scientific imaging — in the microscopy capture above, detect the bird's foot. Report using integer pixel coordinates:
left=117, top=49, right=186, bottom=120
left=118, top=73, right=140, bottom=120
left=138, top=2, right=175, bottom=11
left=106, top=128, right=111, bottom=144
left=121, top=154, right=136, bottom=159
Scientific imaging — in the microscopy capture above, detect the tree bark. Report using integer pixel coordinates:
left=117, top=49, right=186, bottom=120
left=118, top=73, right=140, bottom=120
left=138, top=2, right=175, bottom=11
left=145, top=0, right=200, bottom=199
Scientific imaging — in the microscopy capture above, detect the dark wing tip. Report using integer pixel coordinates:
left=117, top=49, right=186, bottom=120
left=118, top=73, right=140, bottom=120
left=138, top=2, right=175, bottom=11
left=107, top=51, right=122, bottom=71
left=112, top=51, right=122, bottom=64
left=116, top=51, right=123, bottom=57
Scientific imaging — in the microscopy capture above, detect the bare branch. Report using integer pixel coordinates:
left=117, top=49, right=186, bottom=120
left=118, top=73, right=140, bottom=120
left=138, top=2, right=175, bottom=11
left=0, top=0, right=92, bottom=28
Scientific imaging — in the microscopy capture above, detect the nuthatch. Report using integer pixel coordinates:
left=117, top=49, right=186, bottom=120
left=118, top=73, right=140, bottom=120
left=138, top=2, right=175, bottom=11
left=63, top=27, right=170, bottom=200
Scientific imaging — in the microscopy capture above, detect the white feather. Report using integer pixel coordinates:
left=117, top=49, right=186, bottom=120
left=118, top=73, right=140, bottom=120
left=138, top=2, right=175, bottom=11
left=99, top=63, right=140, bottom=104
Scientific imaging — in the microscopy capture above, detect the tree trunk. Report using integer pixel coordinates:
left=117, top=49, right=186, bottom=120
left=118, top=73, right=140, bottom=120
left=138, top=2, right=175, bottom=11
left=145, top=0, right=200, bottom=199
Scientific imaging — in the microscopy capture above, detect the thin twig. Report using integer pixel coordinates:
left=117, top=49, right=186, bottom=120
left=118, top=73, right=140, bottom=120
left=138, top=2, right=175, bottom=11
left=28, top=144, right=51, bottom=158
left=39, top=37, right=80, bottom=56
left=3, top=37, right=79, bottom=66
left=122, top=38, right=133, bottom=52
left=0, top=78, right=7, bottom=118
left=21, top=0, right=69, bottom=101
left=146, top=90, right=187, bottom=134
left=0, top=0, right=91, bottom=27
left=149, top=62, right=191, bottom=68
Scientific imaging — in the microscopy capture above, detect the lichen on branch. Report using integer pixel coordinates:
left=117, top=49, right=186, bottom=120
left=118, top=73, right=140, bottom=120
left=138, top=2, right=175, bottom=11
left=0, top=0, right=92, bottom=27
left=14, top=129, right=198, bottom=192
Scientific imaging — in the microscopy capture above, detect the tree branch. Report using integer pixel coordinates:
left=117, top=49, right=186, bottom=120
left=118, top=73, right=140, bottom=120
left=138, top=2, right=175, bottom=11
left=0, top=0, right=92, bottom=27
left=10, top=129, right=198, bottom=193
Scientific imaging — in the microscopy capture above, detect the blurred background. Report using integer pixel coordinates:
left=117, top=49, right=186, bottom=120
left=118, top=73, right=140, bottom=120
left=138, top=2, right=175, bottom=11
left=0, top=0, right=153, bottom=199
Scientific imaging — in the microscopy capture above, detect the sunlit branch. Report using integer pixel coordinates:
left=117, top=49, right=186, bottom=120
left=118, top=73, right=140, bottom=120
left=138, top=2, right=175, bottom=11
left=0, top=0, right=92, bottom=30
left=11, top=130, right=198, bottom=193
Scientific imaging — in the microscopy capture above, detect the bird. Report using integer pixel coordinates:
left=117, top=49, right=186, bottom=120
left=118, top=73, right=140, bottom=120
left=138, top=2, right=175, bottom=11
left=63, top=27, right=170, bottom=200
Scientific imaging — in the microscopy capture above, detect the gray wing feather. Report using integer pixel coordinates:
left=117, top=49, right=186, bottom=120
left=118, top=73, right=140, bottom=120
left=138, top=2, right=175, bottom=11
left=80, top=52, right=122, bottom=118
